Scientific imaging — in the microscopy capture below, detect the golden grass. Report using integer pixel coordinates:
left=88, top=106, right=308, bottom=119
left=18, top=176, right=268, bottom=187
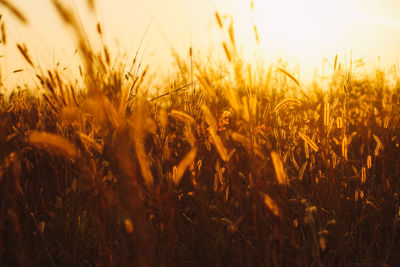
left=172, top=148, right=197, bottom=186
left=260, top=192, right=282, bottom=217
left=271, top=151, right=287, bottom=185
left=273, top=98, right=302, bottom=112
left=1, top=2, right=400, bottom=266
left=28, top=131, right=77, bottom=160
left=0, top=0, right=27, bottom=23
left=299, top=132, right=319, bottom=152
left=215, top=12, right=223, bottom=29
left=202, top=105, right=228, bottom=161
left=16, top=43, right=34, bottom=66
left=170, top=110, right=195, bottom=125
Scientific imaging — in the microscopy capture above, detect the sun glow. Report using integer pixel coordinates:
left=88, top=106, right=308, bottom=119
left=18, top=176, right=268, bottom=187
left=211, top=0, right=365, bottom=80
left=2, top=0, right=400, bottom=87
left=251, top=0, right=350, bottom=59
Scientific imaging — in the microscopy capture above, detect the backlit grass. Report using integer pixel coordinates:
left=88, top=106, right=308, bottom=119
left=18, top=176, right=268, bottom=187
left=0, top=1, right=399, bottom=266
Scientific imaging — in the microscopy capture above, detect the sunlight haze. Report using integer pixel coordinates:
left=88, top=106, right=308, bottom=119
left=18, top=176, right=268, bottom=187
left=1, top=0, right=400, bottom=87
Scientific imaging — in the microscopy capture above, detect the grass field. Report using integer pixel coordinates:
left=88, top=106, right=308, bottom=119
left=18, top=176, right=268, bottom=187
left=1, top=1, right=400, bottom=266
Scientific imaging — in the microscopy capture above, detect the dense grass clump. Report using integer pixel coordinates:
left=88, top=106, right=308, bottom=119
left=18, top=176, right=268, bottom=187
left=1, top=1, right=400, bottom=266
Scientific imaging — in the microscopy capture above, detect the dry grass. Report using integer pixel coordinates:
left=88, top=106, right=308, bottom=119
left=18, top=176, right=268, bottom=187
left=0, top=1, right=400, bottom=266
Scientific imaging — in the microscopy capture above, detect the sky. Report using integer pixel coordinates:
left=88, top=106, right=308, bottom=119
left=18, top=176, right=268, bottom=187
left=1, top=0, right=400, bottom=88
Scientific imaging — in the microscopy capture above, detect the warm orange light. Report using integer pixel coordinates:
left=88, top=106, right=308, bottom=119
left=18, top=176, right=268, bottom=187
left=251, top=0, right=349, bottom=57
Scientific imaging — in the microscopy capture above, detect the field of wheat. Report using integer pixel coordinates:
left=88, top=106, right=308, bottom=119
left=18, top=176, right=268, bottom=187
left=0, top=1, right=399, bottom=266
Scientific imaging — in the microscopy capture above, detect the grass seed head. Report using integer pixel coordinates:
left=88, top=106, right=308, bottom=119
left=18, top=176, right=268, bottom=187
left=260, top=192, right=282, bottom=217
left=271, top=151, right=287, bottom=185
left=28, top=131, right=77, bottom=160
left=124, top=219, right=134, bottom=234
left=361, top=167, right=366, bottom=184
left=215, top=12, right=223, bottom=28
left=367, top=155, right=372, bottom=169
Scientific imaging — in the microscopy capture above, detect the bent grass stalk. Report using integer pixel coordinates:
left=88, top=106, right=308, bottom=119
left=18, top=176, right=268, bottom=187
left=1, top=2, right=400, bottom=266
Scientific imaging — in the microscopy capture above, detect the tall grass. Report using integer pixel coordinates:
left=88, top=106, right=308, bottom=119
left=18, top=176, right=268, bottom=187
left=0, top=1, right=400, bottom=266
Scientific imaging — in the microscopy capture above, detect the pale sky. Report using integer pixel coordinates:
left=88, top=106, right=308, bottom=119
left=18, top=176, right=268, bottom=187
left=1, top=0, right=400, bottom=88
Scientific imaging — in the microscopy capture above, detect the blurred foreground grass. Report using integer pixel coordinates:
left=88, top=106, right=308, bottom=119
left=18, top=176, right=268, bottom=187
left=0, top=1, right=400, bottom=266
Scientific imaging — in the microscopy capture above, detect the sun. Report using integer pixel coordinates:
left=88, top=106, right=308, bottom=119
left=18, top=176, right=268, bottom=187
left=251, top=0, right=350, bottom=58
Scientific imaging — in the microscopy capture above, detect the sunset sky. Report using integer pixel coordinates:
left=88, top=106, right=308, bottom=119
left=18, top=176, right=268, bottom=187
left=1, top=0, right=400, bottom=87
